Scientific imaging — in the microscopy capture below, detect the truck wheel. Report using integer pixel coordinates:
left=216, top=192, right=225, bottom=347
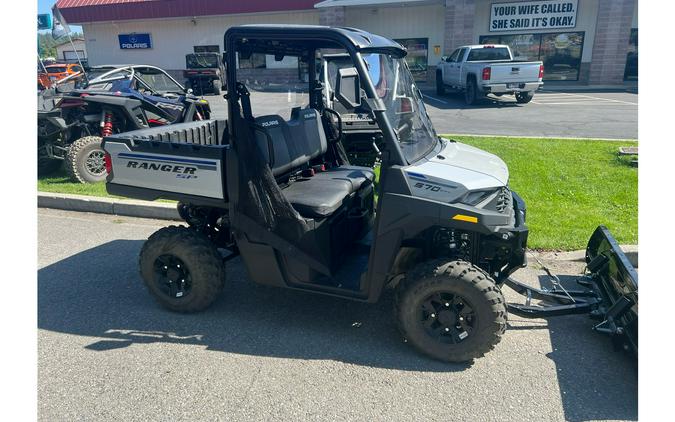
left=516, top=91, right=534, bottom=104
left=395, top=259, right=507, bottom=362
left=213, top=80, right=222, bottom=95
left=66, top=136, right=107, bottom=184
left=139, top=226, right=225, bottom=313
left=464, top=78, right=479, bottom=105
left=435, top=71, right=445, bottom=95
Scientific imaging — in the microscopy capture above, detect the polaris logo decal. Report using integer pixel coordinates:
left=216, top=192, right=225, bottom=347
left=261, top=120, right=279, bottom=127
left=126, top=161, right=197, bottom=175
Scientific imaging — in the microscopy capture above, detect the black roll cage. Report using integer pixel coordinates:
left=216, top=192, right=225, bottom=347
left=222, top=25, right=407, bottom=167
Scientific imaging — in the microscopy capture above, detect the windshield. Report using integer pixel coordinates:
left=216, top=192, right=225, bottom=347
left=362, top=53, right=437, bottom=163
left=186, top=54, right=219, bottom=69
left=47, top=66, right=67, bottom=73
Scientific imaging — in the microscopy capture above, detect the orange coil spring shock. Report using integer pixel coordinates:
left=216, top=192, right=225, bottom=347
left=101, top=112, right=113, bottom=137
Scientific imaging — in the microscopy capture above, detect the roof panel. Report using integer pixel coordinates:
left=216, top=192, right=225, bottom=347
left=55, top=0, right=319, bottom=24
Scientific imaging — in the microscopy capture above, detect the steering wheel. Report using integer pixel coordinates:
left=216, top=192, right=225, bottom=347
left=322, top=108, right=343, bottom=143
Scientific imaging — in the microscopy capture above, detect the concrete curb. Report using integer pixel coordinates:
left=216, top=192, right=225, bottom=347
left=38, top=191, right=181, bottom=221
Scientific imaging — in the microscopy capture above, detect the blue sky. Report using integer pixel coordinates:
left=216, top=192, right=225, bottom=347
left=38, top=0, right=83, bottom=33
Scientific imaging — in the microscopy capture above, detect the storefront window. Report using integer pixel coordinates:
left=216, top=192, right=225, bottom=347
left=624, top=29, right=638, bottom=81
left=498, top=34, right=541, bottom=61
left=539, top=32, right=583, bottom=81
left=479, top=31, right=585, bottom=81
left=394, top=38, right=428, bottom=81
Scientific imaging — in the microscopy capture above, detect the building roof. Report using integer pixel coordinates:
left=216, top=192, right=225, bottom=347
left=315, top=0, right=439, bottom=7
left=56, top=0, right=319, bottom=24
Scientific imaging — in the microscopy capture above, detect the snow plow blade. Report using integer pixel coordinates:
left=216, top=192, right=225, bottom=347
left=504, top=225, right=637, bottom=355
left=585, top=225, right=638, bottom=355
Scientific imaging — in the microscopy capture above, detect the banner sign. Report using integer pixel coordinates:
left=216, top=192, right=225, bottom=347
left=490, top=0, right=578, bottom=32
left=118, top=33, right=152, bottom=49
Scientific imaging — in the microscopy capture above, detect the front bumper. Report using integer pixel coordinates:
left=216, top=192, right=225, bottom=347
left=482, top=81, right=543, bottom=94
left=477, top=191, right=528, bottom=282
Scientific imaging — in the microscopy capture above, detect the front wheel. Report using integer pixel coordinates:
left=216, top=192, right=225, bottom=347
left=66, top=136, right=107, bottom=183
left=395, top=260, right=507, bottom=362
left=139, top=226, right=225, bottom=312
left=516, top=91, right=534, bottom=104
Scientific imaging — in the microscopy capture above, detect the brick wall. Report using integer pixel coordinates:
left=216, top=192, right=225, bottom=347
left=319, top=6, right=346, bottom=26
left=589, top=0, right=635, bottom=85
left=444, top=0, right=476, bottom=55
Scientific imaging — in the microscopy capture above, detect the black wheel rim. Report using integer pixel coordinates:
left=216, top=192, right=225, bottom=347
left=85, top=149, right=106, bottom=176
left=419, top=292, right=476, bottom=344
left=153, top=254, right=193, bottom=299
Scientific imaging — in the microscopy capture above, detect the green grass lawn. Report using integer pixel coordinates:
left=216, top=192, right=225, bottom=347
left=450, top=136, right=637, bottom=250
left=38, top=168, right=111, bottom=197
left=38, top=136, right=637, bottom=250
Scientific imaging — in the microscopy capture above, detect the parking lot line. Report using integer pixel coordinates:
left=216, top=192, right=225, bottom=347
left=422, top=94, right=449, bottom=104
left=539, top=91, right=638, bottom=105
left=532, top=101, right=637, bottom=105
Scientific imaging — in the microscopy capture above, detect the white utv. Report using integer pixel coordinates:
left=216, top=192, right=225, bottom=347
left=102, top=25, right=531, bottom=363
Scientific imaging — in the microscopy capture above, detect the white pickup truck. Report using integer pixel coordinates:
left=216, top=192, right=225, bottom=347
left=436, top=44, right=543, bottom=105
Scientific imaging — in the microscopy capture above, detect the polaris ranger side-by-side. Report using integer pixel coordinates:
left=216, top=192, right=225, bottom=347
left=102, top=26, right=637, bottom=362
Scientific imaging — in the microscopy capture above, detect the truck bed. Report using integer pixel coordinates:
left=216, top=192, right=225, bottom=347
left=102, top=119, right=230, bottom=206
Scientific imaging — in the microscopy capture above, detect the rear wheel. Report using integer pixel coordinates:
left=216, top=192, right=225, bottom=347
left=139, top=226, right=225, bottom=313
left=516, top=91, right=534, bottom=104
left=213, top=80, right=222, bottom=95
left=464, top=77, right=479, bottom=105
left=395, top=259, right=507, bottom=362
left=436, top=70, right=445, bottom=95
left=66, top=136, right=106, bottom=183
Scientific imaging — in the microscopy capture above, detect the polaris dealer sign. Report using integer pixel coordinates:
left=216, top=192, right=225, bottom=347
left=118, top=33, right=152, bottom=49
left=490, top=0, right=577, bottom=32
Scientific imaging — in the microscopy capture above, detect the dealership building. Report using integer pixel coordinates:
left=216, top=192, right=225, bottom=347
left=57, top=0, right=637, bottom=85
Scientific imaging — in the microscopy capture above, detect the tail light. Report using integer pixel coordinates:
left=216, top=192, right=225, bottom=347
left=539, top=64, right=544, bottom=79
left=104, top=152, right=112, bottom=174
left=482, top=67, right=491, bottom=81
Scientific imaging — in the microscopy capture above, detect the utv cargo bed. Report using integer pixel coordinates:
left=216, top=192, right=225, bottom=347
left=103, top=119, right=229, bottom=206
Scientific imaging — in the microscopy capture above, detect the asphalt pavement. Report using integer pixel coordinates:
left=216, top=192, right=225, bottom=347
left=203, top=87, right=637, bottom=140
left=38, top=208, right=637, bottom=421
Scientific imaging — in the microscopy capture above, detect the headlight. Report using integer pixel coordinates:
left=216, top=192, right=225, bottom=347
left=459, top=186, right=512, bottom=214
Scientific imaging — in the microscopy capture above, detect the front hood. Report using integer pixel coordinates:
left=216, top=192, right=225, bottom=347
left=403, top=139, right=509, bottom=204
left=408, top=140, right=509, bottom=189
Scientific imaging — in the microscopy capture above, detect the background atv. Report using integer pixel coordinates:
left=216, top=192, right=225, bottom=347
left=38, top=65, right=211, bottom=183
left=184, top=53, right=226, bottom=95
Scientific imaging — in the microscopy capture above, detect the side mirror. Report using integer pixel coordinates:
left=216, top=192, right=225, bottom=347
left=441, top=56, right=449, bottom=62
left=335, top=67, right=361, bottom=109
left=187, top=88, right=194, bottom=95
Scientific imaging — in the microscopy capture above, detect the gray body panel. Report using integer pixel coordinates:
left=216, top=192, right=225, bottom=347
left=106, top=141, right=225, bottom=199
left=404, top=139, right=509, bottom=203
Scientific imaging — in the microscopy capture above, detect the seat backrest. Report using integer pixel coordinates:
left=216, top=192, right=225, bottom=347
left=253, top=108, right=327, bottom=177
